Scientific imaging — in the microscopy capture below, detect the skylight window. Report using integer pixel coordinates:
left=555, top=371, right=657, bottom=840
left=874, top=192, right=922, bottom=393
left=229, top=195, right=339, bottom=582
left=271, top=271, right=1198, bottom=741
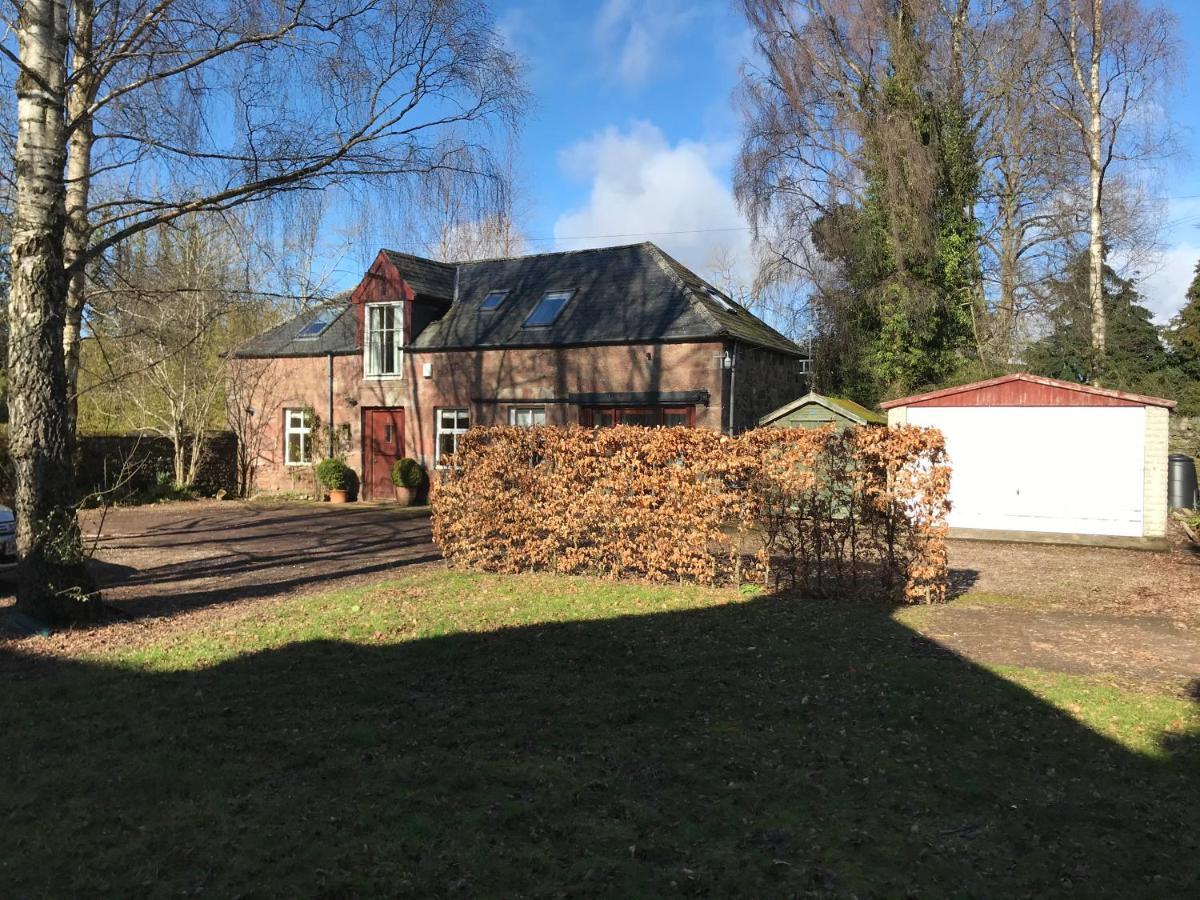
left=523, top=290, right=574, bottom=327
left=297, top=308, right=338, bottom=339
left=479, top=289, right=508, bottom=311
left=705, top=286, right=737, bottom=313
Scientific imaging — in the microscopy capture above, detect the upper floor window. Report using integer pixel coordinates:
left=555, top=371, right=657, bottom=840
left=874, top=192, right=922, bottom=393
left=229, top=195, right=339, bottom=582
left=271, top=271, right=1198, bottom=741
left=523, top=290, right=573, bottom=327
left=479, top=290, right=508, bottom=311
left=365, top=303, right=402, bottom=377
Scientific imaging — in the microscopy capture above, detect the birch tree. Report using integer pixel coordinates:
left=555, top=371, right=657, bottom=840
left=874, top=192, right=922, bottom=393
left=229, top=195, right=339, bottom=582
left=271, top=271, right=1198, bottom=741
left=81, top=217, right=260, bottom=487
left=1042, top=0, right=1177, bottom=374
left=3, top=0, right=525, bottom=624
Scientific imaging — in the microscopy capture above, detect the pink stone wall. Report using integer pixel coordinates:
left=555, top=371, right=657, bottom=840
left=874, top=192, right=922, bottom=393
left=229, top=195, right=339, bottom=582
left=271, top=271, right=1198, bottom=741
left=231, top=341, right=729, bottom=495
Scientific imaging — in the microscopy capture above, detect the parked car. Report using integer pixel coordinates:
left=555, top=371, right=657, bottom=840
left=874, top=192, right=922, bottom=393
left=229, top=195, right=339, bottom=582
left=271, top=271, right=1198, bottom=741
left=0, top=505, right=16, bottom=573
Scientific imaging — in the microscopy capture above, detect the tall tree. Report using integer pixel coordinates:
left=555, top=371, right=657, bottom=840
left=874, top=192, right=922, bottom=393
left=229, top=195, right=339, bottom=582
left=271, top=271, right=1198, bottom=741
left=79, top=216, right=266, bottom=487
left=1165, top=259, right=1200, bottom=378
left=1024, top=250, right=1167, bottom=386
left=7, top=0, right=91, bottom=621
left=736, top=0, right=978, bottom=403
left=3, top=0, right=525, bottom=624
left=1042, top=0, right=1177, bottom=376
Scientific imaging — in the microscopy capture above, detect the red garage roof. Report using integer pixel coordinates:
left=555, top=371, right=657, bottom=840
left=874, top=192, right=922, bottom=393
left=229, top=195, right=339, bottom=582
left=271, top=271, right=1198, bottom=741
left=879, top=373, right=1177, bottom=410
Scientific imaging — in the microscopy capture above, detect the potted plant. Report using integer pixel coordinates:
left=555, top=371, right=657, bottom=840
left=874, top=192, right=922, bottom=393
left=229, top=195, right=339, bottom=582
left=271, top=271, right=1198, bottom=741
left=390, top=457, right=425, bottom=506
left=315, top=457, right=351, bottom=503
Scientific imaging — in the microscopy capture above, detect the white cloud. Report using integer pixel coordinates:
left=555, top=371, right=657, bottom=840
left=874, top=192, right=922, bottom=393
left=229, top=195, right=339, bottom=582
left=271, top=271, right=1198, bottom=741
left=553, top=121, right=753, bottom=284
left=1130, top=195, right=1200, bottom=323
left=593, top=0, right=694, bottom=88
left=1139, top=243, right=1199, bottom=323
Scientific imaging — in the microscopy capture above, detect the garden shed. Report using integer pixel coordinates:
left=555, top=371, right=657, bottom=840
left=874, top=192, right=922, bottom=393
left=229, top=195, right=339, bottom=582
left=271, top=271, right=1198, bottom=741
left=758, top=392, right=886, bottom=430
left=881, top=373, right=1175, bottom=540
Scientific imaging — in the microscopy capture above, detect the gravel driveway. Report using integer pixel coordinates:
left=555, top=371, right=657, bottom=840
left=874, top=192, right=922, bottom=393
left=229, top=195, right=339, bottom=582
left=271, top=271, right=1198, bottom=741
left=76, top=500, right=439, bottom=620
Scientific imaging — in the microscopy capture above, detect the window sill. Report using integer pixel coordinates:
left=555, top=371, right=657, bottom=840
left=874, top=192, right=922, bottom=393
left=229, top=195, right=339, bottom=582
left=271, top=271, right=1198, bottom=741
left=364, top=373, right=404, bottom=381
left=284, top=462, right=312, bottom=468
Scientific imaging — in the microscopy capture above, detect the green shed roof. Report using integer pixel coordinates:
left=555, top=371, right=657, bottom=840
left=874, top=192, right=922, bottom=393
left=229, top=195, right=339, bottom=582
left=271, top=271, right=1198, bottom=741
left=758, top=392, right=887, bottom=427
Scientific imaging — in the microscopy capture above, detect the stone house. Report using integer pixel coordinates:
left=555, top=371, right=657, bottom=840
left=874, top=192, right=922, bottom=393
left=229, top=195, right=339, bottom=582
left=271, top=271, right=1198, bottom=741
left=229, top=242, right=806, bottom=499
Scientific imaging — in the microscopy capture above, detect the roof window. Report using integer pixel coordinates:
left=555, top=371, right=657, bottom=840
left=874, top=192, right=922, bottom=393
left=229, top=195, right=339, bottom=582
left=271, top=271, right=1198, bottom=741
left=523, top=290, right=574, bottom=327
left=705, top=286, right=737, bottom=313
left=297, top=308, right=338, bottom=339
left=479, top=289, right=508, bottom=311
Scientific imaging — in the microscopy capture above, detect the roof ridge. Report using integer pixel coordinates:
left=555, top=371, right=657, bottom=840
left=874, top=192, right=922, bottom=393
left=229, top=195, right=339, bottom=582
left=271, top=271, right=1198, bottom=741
left=381, top=248, right=455, bottom=266
left=880, top=372, right=1177, bottom=409
left=447, top=240, right=656, bottom=267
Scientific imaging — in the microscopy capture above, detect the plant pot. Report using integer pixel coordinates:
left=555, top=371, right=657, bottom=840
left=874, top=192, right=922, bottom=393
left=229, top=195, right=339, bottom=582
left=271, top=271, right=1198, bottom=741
left=328, top=488, right=348, bottom=504
left=393, top=485, right=415, bottom=506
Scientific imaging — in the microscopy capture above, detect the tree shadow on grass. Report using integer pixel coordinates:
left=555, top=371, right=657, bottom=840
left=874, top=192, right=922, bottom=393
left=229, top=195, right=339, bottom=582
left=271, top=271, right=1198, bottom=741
left=3, top=592, right=1197, bottom=896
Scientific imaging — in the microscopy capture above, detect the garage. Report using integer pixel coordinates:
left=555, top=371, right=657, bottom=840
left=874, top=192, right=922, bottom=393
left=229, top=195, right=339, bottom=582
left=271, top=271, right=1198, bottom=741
left=881, top=373, right=1174, bottom=540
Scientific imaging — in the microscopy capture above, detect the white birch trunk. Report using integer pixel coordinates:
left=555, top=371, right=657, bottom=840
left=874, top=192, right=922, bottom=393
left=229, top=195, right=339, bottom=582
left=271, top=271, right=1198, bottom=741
left=63, top=0, right=97, bottom=432
left=1086, top=0, right=1107, bottom=374
left=9, top=0, right=97, bottom=623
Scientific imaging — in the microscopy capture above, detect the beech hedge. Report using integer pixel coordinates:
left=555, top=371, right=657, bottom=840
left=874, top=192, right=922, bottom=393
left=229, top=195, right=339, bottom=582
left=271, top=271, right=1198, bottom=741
left=431, top=424, right=950, bottom=603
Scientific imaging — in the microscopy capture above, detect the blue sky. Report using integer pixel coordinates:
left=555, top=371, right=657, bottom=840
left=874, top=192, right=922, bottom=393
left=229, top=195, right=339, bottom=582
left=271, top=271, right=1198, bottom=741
left=383, top=0, right=1200, bottom=322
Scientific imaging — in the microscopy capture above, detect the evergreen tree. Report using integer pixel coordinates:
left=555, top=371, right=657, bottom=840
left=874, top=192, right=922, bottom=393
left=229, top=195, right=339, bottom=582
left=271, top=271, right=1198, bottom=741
left=1165, top=259, right=1200, bottom=378
left=807, top=2, right=979, bottom=406
left=1024, top=252, right=1167, bottom=388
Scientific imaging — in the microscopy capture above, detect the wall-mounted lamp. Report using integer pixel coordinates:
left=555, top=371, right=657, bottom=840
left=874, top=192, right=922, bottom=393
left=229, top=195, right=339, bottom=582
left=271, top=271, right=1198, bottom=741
left=245, top=405, right=256, bottom=417
left=344, top=396, right=358, bottom=408
left=722, top=350, right=733, bottom=370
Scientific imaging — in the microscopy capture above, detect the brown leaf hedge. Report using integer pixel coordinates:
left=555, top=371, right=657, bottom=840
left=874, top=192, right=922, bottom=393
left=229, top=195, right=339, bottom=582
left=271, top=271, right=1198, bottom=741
left=431, top=425, right=951, bottom=603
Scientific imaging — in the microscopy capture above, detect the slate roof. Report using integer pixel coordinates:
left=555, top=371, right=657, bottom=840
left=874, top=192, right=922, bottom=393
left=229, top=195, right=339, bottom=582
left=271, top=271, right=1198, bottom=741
left=381, top=250, right=455, bottom=299
left=414, top=242, right=802, bottom=355
left=232, top=298, right=357, bottom=358
left=234, top=242, right=804, bottom=358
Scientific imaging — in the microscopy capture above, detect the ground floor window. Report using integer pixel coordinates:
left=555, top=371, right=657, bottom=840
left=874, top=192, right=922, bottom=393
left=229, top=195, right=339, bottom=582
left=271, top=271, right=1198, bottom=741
left=580, top=406, right=694, bottom=427
left=284, top=408, right=313, bottom=464
left=436, top=408, right=470, bottom=465
left=509, top=406, right=547, bottom=427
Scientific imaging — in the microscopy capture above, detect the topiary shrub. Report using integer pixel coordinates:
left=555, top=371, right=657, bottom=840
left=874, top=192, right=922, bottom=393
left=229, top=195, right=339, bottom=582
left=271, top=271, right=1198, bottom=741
left=315, top=457, right=349, bottom=491
left=391, top=457, right=425, bottom=489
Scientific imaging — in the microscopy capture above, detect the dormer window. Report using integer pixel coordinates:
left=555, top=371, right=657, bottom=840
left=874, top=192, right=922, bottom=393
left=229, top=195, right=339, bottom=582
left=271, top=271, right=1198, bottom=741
left=479, top=289, right=508, bottom=311
left=365, top=303, right=403, bottom=377
left=523, top=290, right=573, bottom=328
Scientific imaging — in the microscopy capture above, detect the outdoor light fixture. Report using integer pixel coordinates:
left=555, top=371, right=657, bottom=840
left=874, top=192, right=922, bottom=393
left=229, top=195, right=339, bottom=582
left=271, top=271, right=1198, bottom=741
left=722, top=350, right=733, bottom=370
left=245, top=405, right=256, bottom=416
left=344, top=396, right=358, bottom=407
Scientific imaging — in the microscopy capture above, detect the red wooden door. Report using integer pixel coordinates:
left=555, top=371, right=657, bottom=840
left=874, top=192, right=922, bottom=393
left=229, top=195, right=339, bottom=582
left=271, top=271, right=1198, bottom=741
left=364, top=408, right=404, bottom=500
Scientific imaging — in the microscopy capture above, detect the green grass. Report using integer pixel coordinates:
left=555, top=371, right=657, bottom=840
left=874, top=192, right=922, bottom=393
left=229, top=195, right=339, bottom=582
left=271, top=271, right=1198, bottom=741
left=3, top=570, right=1198, bottom=897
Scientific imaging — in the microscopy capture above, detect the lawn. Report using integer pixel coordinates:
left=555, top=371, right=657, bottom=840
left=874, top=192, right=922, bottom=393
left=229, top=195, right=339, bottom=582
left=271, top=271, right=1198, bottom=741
left=3, top=570, right=1198, bottom=896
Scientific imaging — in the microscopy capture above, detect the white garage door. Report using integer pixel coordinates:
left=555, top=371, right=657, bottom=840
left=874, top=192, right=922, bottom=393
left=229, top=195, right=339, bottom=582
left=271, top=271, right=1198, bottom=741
left=907, top=406, right=1145, bottom=537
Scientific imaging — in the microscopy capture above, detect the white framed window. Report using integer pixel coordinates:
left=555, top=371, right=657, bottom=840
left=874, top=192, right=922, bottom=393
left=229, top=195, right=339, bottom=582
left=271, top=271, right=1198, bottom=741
left=365, top=303, right=403, bottom=377
left=284, top=408, right=313, bottom=465
left=479, top=289, right=508, bottom=311
left=436, top=408, right=470, bottom=466
left=509, top=407, right=547, bottom=427
left=523, top=290, right=573, bottom=327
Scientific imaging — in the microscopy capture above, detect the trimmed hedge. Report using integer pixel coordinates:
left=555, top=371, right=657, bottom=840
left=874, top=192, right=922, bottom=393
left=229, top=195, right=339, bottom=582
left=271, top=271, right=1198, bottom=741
left=431, top=424, right=950, bottom=603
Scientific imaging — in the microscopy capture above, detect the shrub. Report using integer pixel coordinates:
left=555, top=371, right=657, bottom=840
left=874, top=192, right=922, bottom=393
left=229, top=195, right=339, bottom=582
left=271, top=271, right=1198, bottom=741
left=391, top=457, right=425, bottom=489
left=431, top=425, right=950, bottom=604
left=315, top=457, right=349, bottom=491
